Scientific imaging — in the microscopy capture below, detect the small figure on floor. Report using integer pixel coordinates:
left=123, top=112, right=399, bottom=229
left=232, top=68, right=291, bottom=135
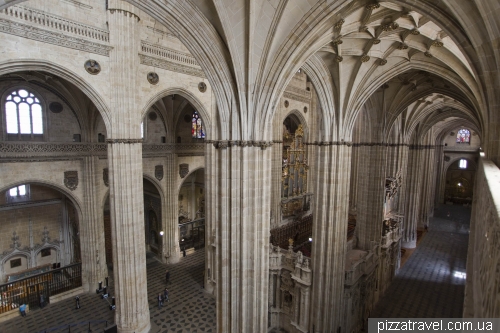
left=164, top=288, right=169, bottom=302
left=19, top=304, right=27, bottom=317
left=40, top=294, right=46, bottom=308
left=157, top=293, right=164, bottom=309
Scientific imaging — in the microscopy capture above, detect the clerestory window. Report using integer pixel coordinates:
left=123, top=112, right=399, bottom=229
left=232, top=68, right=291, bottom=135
left=191, top=111, right=205, bottom=139
left=5, top=88, right=43, bottom=140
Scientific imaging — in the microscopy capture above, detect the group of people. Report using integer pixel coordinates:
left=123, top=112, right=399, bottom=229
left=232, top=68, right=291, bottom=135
left=157, top=269, right=171, bottom=309
left=157, top=288, right=170, bottom=309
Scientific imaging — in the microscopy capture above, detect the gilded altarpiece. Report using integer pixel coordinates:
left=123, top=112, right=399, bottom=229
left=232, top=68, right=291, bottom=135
left=282, top=125, right=308, bottom=199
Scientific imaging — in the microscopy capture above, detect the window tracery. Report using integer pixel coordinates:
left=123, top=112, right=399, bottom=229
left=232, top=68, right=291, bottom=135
left=5, top=89, right=43, bottom=138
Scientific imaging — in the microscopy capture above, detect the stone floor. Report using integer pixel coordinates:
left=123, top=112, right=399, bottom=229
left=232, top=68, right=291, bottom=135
left=371, top=204, right=471, bottom=318
left=0, top=248, right=216, bottom=333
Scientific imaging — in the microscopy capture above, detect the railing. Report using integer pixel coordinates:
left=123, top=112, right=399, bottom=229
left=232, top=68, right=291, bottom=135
left=179, top=218, right=205, bottom=250
left=0, top=263, right=82, bottom=314
left=0, top=5, right=109, bottom=42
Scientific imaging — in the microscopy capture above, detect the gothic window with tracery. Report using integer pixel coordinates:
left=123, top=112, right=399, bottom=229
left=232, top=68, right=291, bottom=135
left=456, top=128, right=470, bottom=144
left=5, top=88, right=43, bottom=137
left=191, top=111, right=205, bottom=139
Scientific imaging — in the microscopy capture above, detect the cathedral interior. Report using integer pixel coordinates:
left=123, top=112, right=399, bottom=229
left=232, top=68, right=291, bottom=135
left=0, top=0, right=498, bottom=332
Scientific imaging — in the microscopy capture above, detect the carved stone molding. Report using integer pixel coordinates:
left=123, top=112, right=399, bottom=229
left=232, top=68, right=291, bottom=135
left=0, top=18, right=112, bottom=56
left=179, top=163, right=189, bottom=178
left=108, top=9, right=140, bottom=22
left=105, top=139, right=143, bottom=144
left=139, top=54, right=205, bottom=78
left=64, top=171, right=78, bottom=191
left=155, top=165, right=164, bottom=181
left=0, top=142, right=107, bottom=153
left=211, top=140, right=273, bottom=149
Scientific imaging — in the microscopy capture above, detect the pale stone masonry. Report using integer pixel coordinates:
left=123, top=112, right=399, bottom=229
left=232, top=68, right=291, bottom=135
left=0, top=1, right=499, bottom=333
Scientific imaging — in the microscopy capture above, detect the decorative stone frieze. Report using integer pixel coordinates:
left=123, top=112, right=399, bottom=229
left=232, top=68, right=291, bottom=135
left=139, top=54, right=206, bottom=78
left=0, top=4, right=113, bottom=55
left=105, top=139, right=143, bottom=144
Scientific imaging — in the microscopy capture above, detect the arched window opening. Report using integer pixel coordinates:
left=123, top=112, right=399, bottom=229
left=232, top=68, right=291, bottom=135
left=456, top=129, right=470, bottom=144
left=191, top=111, right=205, bottom=139
left=5, top=89, right=43, bottom=137
left=6, top=184, right=30, bottom=203
left=459, top=159, right=467, bottom=169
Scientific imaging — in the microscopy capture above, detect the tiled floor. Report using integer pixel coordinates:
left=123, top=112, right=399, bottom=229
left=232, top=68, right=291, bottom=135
left=1, top=205, right=471, bottom=331
left=0, top=248, right=216, bottom=333
left=371, top=204, right=471, bottom=318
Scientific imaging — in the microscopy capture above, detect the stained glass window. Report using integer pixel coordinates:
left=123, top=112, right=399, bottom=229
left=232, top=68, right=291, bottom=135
left=5, top=89, right=43, bottom=135
left=456, top=129, right=470, bottom=143
left=192, top=111, right=205, bottom=139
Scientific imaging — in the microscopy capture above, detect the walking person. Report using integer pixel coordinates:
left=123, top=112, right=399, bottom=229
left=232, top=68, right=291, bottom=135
left=165, top=269, right=170, bottom=284
left=164, top=288, right=169, bottom=303
left=157, top=293, right=163, bottom=309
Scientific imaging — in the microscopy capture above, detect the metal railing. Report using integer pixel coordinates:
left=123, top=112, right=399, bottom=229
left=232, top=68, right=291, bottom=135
left=0, top=263, right=82, bottom=314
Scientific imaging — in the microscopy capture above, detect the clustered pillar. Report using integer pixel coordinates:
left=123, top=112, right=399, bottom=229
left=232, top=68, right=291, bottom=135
left=106, top=1, right=150, bottom=332
left=309, top=143, right=351, bottom=333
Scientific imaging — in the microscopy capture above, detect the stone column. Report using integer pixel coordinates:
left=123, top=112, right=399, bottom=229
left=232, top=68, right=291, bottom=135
left=402, top=147, right=423, bottom=248
left=163, top=153, right=180, bottom=263
left=205, top=141, right=217, bottom=294
left=419, top=146, right=436, bottom=228
left=107, top=2, right=150, bottom=332
left=355, top=144, right=386, bottom=250
left=80, top=156, right=108, bottom=292
left=209, top=142, right=271, bottom=333
left=309, top=144, right=351, bottom=333
left=270, top=142, right=283, bottom=229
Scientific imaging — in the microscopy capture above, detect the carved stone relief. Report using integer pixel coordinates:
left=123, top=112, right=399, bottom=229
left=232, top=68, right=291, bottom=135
left=64, top=171, right=78, bottom=190
left=147, top=72, right=159, bottom=85
left=155, top=165, right=164, bottom=181
left=179, top=163, right=189, bottom=178
left=84, top=60, right=101, bottom=75
left=198, top=82, right=207, bottom=93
